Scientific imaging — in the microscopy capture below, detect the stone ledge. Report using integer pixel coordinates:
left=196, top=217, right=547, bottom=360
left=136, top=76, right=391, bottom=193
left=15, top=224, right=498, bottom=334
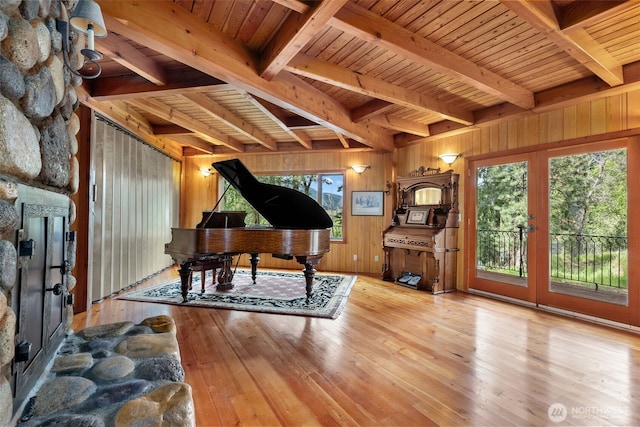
left=17, top=315, right=195, bottom=427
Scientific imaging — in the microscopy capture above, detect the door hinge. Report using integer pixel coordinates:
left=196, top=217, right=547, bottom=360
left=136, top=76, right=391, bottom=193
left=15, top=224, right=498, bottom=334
left=18, top=236, right=35, bottom=258
left=15, top=341, right=31, bottom=363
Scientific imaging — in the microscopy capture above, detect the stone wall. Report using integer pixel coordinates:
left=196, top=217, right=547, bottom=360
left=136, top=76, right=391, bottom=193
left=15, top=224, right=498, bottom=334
left=0, top=0, right=83, bottom=424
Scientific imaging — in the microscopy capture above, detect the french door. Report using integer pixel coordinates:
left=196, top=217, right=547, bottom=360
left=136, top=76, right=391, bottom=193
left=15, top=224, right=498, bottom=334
left=468, top=153, right=538, bottom=303
left=467, top=138, right=639, bottom=326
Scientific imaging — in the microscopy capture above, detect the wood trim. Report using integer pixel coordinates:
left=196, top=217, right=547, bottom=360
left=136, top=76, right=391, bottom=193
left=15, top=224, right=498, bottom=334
left=466, top=128, right=640, bottom=162
left=70, top=106, right=92, bottom=313
left=464, top=152, right=538, bottom=303
left=535, top=138, right=633, bottom=324
left=627, top=136, right=640, bottom=325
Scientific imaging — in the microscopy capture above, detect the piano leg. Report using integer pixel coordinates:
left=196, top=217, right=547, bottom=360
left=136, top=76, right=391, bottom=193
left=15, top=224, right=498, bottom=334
left=249, top=253, right=260, bottom=283
left=296, top=256, right=323, bottom=300
left=216, top=255, right=234, bottom=291
left=178, top=262, right=193, bottom=303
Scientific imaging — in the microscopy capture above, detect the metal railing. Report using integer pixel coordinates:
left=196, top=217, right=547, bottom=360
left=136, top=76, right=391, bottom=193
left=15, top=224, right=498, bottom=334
left=477, top=229, right=628, bottom=289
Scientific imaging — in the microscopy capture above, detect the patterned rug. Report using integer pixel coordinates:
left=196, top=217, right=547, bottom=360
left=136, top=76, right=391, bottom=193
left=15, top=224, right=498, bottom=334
left=118, top=269, right=357, bottom=319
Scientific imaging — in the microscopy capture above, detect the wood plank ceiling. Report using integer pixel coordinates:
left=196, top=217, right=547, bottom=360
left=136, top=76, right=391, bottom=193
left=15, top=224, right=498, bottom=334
left=81, top=0, right=640, bottom=156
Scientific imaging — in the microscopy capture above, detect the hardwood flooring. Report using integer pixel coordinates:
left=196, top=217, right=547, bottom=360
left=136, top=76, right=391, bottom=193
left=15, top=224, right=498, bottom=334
left=72, top=269, right=640, bottom=426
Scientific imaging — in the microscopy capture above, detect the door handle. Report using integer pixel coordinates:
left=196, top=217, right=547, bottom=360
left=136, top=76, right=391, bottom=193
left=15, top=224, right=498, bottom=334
left=46, top=283, right=64, bottom=296
left=518, top=224, right=535, bottom=233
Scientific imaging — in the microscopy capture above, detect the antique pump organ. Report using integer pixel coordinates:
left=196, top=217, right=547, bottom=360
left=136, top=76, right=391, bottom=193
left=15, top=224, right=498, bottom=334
left=382, top=167, right=459, bottom=293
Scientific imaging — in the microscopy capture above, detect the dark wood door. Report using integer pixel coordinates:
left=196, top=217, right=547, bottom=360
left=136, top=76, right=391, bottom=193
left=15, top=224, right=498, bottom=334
left=13, top=203, right=68, bottom=411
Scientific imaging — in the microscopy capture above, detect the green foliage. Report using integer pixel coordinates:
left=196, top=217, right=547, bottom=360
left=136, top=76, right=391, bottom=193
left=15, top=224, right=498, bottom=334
left=476, top=162, right=528, bottom=231
left=549, top=149, right=627, bottom=237
left=476, top=148, right=628, bottom=289
left=550, top=250, right=628, bottom=289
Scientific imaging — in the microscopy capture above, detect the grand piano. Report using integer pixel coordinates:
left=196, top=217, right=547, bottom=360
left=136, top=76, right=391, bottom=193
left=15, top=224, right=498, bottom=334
left=165, top=159, right=333, bottom=302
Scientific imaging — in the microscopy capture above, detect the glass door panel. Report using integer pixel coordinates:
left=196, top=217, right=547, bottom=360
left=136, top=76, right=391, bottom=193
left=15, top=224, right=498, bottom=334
left=538, top=146, right=630, bottom=320
left=476, top=161, right=529, bottom=286
left=547, top=148, right=627, bottom=305
left=468, top=154, right=537, bottom=303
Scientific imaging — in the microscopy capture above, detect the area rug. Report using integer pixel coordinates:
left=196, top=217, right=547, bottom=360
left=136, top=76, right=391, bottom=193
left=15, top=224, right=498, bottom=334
left=118, top=269, right=357, bottom=319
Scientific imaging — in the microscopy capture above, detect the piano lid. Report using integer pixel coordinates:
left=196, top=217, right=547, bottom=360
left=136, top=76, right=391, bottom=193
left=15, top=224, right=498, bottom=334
left=213, top=159, right=333, bottom=229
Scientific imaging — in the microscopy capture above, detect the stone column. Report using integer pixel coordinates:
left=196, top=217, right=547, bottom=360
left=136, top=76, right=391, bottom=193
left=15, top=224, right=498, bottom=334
left=0, top=0, right=84, bottom=423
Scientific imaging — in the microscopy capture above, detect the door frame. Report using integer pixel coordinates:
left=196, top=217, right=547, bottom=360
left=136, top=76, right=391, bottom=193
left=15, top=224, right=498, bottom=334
left=12, top=189, right=70, bottom=409
left=465, top=152, right=538, bottom=304
left=464, top=135, right=640, bottom=326
left=536, top=138, right=639, bottom=325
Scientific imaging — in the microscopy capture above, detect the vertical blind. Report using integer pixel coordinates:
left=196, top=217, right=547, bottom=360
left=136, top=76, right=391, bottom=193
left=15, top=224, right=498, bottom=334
left=90, top=116, right=180, bottom=302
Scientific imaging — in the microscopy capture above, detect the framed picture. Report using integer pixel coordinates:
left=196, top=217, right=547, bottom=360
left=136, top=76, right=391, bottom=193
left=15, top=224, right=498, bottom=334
left=406, top=209, right=428, bottom=225
left=352, top=191, right=384, bottom=216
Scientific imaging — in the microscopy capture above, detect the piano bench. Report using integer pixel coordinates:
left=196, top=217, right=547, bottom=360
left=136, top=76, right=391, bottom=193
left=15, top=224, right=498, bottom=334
left=189, top=259, right=223, bottom=293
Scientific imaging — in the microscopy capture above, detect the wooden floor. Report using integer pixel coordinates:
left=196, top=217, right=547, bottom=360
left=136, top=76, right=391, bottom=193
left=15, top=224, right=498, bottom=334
left=72, top=269, right=640, bottom=426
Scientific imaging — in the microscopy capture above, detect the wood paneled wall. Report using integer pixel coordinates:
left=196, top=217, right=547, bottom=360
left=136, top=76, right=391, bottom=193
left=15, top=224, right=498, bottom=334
left=397, top=89, right=640, bottom=289
left=179, top=90, right=639, bottom=280
left=182, top=151, right=394, bottom=274
left=90, top=118, right=180, bottom=301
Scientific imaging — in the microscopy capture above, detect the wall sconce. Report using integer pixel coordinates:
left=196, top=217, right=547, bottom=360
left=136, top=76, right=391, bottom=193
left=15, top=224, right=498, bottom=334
left=439, top=153, right=461, bottom=166
left=56, top=0, right=107, bottom=79
left=200, top=167, right=212, bottom=177
left=351, top=165, right=370, bottom=174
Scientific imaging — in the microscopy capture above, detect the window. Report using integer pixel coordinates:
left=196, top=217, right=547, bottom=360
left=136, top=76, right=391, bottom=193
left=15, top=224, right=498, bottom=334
left=221, top=172, right=344, bottom=240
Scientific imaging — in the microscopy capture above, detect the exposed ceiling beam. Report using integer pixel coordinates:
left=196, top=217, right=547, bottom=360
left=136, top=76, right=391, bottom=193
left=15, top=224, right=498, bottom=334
left=127, top=98, right=245, bottom=152
left=501, top=0, right=624, bottom=86
left=76, top=86, right=185, bottom=158
left=246, top=95, right=313, bottom=149
left=559, top=1, right=632, bottom=32
left=284, top=116, right=321, bottom=129
left=167, top=135, right=217, bottom=154
left=366, top=115, right=430, bottom=137
left=98, top=0, right=394, bottom=152
left=270, top=0, right=311, bottom=14
left=335, top=132, right=350, bottom=148
left=290, top=130, right=313, bottom=150
left=534, top=60, right=640, bottom=111
left=180, top=93, right=278, bottom=151
left=407, top=60, right=640, bottom=142
left=90, top=69, right=227, bottom=101
left=259, top=0, right=349, bottom=80
left=237, top=138, right=368, bottom=153
left=95, top=32, right=168, bottom=85
left=351, top=99, right=395, bottom=122
left=286, top=54, right=474, bottom=125
left=77, top=85, right=153, bottom=135
left=330, top=2, right=535, bottom=110
left=153, top=124, right=191, bottom=135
